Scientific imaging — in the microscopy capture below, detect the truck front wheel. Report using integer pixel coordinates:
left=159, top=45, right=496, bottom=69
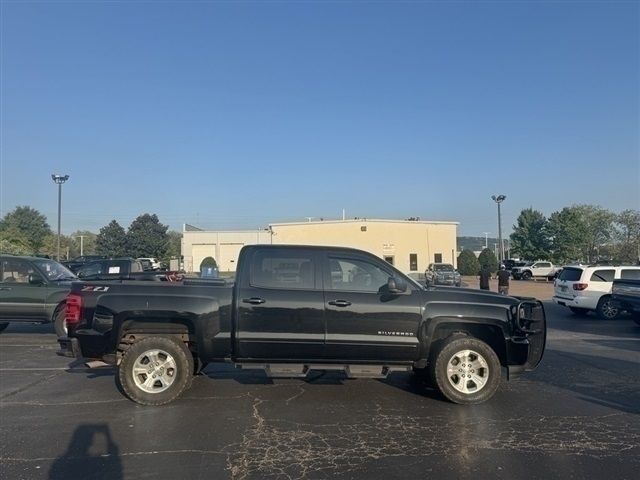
left=431, top=336, right=501, bottom=404
left=521, top=271, right=532, bottom=281
left=118, top=336, right=194, bottom=406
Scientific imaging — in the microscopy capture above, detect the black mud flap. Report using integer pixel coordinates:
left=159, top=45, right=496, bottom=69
left=56, top=337, right=83, bottom=359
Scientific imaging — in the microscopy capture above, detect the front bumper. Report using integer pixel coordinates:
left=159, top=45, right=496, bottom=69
left=56, top=337, right=83, bottom=359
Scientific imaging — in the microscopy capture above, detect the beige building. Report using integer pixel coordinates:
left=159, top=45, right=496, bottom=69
left=182, top=219, right=458, bottom=274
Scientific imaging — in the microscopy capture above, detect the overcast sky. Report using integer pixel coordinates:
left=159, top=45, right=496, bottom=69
left=1, top=1, right=638, bottom=236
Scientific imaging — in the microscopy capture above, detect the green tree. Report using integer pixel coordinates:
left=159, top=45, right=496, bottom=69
left=613, top=209, right=640, bottom=263
left=126, top=214, right=169, bottom=258
left=547, top=205, right=614, bottom=263
left=200, top=256, right=218, bottom=270
left=457, top=249, right=479, bottom=276
left=162, top=231, right=182, bottom=264
left=96, top=220, right=128, bottom=257
left=510, top=208, right=550, bottom=260
left=0, top=226, right=32, bottom=255
left=0, top=206, right=52, bottom=252
left=478, top=248, right=498, bottom=273
left=40, top=234, right=78, bottom=260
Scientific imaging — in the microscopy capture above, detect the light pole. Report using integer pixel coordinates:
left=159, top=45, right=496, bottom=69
left=51, top=174, right=69, bottom=261
left=75, top=235, right=86, bottom=256
left=491, top=195, right=506, bottom=264
left=482, top=232, right=490, bottom=250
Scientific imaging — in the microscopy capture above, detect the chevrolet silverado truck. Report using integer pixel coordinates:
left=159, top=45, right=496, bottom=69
left=57, top=245, right=546, bottom=406
left=611, top=279, right=640, bottom=326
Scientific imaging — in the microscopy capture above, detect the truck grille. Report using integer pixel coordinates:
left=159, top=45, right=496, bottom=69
left=517, top=301, right=546, bottom=370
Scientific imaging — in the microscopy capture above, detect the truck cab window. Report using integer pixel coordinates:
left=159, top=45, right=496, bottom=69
left=251, top=251, right=315, bottom=289
left=328, top=257, right=389, bottom=292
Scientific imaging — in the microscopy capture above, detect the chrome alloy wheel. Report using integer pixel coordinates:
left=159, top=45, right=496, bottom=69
left=600, top=300, right=619, bottom=319
left=446, top=349, right=489, bottom=394
left=132, top=349, right=178, bottom=394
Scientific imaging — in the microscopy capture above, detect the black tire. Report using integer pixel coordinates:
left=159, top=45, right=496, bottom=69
left=118, top=336, right=194, bottom=406
left=0, top=322, right=9, bottom=333
left=430, top=336, right=502, bottom=405
left=521, top=271, right=532, bottom=281
left=633, top=315, right=640, bottom=327
left=596, top=296, right=620, bottom=320
left=569, top=307, right=589, bottom=316
left=53, top=306, right=67, bottom=337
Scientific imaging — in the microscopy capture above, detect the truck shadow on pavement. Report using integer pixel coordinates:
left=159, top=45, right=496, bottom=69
left=48, top=424, right=123, bottom=480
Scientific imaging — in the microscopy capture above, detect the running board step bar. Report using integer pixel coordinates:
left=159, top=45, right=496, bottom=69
left=234, top=363, right=412, bottom=379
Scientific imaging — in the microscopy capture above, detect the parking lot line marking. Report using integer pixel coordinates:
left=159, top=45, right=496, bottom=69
left=0, top=367, right=93, bottom=371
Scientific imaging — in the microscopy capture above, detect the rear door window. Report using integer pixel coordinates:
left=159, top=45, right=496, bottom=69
left=250, top=249, right=316, bottom=290
left=621, top=269, right=640, bottom=280
left=558, top=268, right=583, bottom=282
left=589, top=269, right=615, bottom=282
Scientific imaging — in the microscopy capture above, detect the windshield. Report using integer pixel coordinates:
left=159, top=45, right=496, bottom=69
left=434, top=264, right=454, bottom=272
left=32, top=259, right=76, bottom=281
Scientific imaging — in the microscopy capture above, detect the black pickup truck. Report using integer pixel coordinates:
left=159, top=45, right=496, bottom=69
left=612, top=279, right=640, bottom=325
left=58, top=245, right=546, bottom=406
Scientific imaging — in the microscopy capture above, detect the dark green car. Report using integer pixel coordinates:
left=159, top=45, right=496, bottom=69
left=0, top=255, right=76, bottom=336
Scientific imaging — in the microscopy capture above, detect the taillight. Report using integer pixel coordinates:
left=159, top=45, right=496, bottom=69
left=65, top=293, right=83, bottom=327
left=573, top=283, right=588, bottom=291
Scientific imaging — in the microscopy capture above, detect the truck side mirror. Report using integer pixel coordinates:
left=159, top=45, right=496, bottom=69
left=28, top=274, right=44, bottom=286
left=387, top=276, right=407, bottom=294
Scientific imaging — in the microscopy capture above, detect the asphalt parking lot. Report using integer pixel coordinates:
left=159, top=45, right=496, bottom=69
left=1, top=289, right=639, bottom=480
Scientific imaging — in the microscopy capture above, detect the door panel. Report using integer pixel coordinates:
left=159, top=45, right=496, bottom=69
left=235, top=248, right=325, bottom=360
left=323, top=254, right=422, bottom=362
left=0, top=257, right=48, bottom=321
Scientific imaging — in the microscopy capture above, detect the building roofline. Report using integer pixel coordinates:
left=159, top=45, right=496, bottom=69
left=269, top=219, right=459, bottom=227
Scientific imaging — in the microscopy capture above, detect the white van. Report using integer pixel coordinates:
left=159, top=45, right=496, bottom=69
left=553, top=265, right=640, bottom=319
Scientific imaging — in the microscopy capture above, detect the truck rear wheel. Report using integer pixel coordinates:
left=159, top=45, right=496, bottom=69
left=0, top=322, right=9, bottom=333
left=118, top=336, right=194, bottom=406
left=596, top=296, right=620, bottom=320
left=430, top=336, right=501, bottom=404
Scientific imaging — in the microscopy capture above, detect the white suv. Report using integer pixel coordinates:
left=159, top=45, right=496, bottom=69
left=553, top=265, right=640, bottom=319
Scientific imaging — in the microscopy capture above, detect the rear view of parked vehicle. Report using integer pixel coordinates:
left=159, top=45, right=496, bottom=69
left=553, top=265, right=640, bottom=319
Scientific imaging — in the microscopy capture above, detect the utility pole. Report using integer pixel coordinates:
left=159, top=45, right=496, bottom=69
left=51, top=174, right=69, bottom=261
left=491, top=195, right=506, bottom=264
left=75, top=235, right=86, bottom=256
left=482, top=232, right=490, bottom=250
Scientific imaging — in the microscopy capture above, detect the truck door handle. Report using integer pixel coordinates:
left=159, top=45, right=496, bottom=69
left=0, top=287, right=11, bottom=291
left=328, top=300, right=351, bottom=307
left=242, top=297, right=266, bottom=305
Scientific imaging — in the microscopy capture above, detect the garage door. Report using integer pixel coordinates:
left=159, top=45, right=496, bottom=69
left=192, top=244, right=216, bottom=273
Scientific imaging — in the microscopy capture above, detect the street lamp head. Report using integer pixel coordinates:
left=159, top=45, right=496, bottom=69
left=491, top=194, right=506, bottom=203
left=51, top=174, right=69, bottom=184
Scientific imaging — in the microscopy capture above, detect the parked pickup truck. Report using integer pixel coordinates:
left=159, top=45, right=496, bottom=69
left=57, top=245, right=546, bottom=406
left=611, top=279, right=640, bottom=326
left=511, top=261, right=560, bottom=281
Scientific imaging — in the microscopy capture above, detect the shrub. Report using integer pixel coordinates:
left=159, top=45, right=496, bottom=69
left=478, top=248, right=499, bottom=273
left=457, top=250, right=479, bottom=276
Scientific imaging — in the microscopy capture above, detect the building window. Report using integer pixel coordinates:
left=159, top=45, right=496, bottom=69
left=434, top=253, right=442, bottom=263
left=409, top=254, right=418, bottom=271
left=384, top=256, right=394, bottom=265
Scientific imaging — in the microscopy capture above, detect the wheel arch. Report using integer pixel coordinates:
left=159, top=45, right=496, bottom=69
left=423, top=319, right=509, bottom=368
